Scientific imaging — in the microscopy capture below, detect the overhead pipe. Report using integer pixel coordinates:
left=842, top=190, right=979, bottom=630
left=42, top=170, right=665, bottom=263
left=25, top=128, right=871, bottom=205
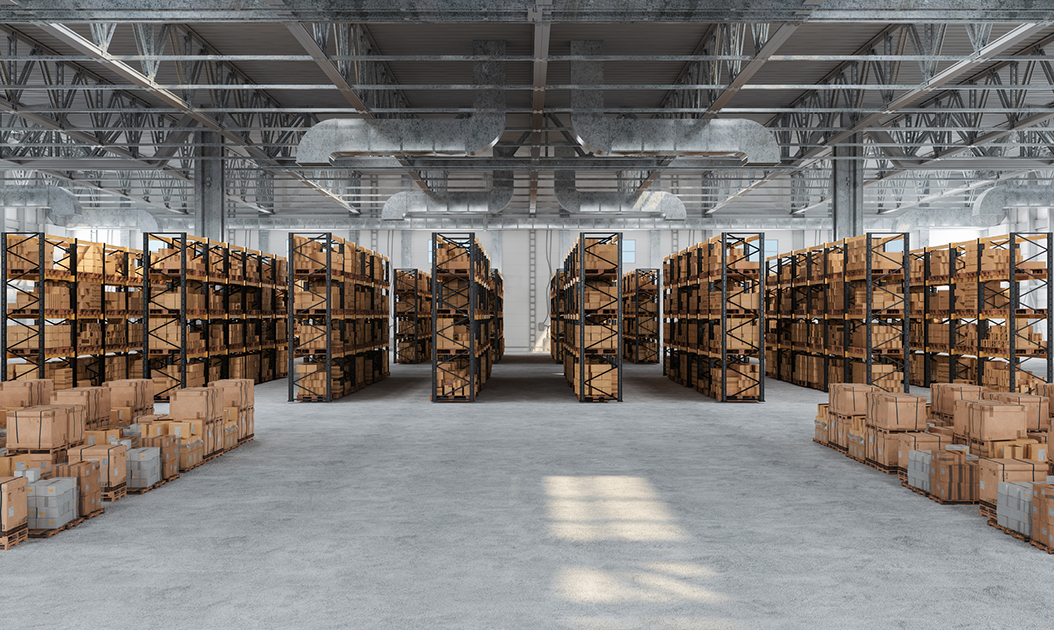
left=296, top=40, right=507, bottom=165
left=0, top=185, right=82, bottom=218
left=380, top=147, right=516, bottom=220
left=568, top=40, right=781, bottom=164
left=552, top=147, right=687, bottom=220
left=973, top=184, right=1051, bottom=217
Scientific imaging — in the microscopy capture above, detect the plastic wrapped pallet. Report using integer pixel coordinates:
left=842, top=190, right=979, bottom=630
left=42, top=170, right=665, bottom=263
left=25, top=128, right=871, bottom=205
left=27, top=477, right=78, bottom=530
left=997, top=481, right=1037, bottom=537
left=177, top=438, right=204, bottom=471
left=127, top=447, right=161, bottom=489
left=140, top=436, right=178, bottom=481
left=907, top=450, right=934, bottom=493
left=54, top=461, right=102, bottom=517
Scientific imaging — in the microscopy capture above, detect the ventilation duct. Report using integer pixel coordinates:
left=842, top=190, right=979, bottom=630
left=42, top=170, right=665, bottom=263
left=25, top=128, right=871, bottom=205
left=569, top=40, right=780, bottom=164
left=381, top=147, right=516, bottom=220
left=973, top=184, right=1050, bottom=217
left=0, top=185, right=82, bottom=218
left=296, top=41, right=506, bottom=166
left=553, top=147, right=686, bottom=220
left=50, top=208, right=159, bottom=231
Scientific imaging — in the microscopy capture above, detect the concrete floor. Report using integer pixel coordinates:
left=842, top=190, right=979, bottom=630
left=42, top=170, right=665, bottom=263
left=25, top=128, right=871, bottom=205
left=4, top=354, right=1053, bottom=629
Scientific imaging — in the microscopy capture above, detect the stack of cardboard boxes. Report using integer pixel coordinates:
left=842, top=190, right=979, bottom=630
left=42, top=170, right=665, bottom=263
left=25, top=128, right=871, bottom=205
left=27, top=477, right=78, bottom=531
left=53, top=461, right=102, bottom=517
left=865, top=391, right=929, bottom=470
left=169, top=387, right=223, bottom=458
left=126, top=447, right=161, bottom=490
left=209, top=379, right=254, bottom=444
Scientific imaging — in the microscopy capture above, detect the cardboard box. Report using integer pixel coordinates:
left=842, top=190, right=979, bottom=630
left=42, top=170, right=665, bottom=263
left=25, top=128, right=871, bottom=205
left=983, top=392, right=1050, bottom=432
left=140, top=435, right=178, bottom=481
left=109, top=407, right=135, bottom=427
left=0, top=454, right=31, bottom=477
left=207, top=379, right=254, bottom=410
left=178, top=438, right=204, bottom=471
left=68, top=444, right=127, bottom=488
left=169, top=387, right=221, bottom=422
left=961, top=401, right=1028, bottom=442
left=866, top=392, right=927, bottom=432
left=830, top=384, right=876, bottom=417
left=1031, top=484, right=1054, bottom=548
left=978, top=458, right=1048, bottom=506
left=897, top=433, right=950, bottom=471
left=85, top=429, right=122, bottom=446
left=7, top=406, right=72, bottom=450
left=0, top=380, right=51, bottom=408
left=931, top=451, right=979, bottom=503
left=932, top=383, right=986, bottom=417
left=104, top=379, right=152, bottom=411
left=0, top=476, right=29, bottom=532
left=866, top=427, right=901, bottom=467
left=54, top=461, right=102, bottom=517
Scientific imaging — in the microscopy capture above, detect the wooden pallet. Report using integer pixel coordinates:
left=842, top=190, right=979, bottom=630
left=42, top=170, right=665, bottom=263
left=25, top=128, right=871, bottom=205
left=203, top=451, right=222, bottom=464
left=864, top=458, right=897, bottom=475
left=102, top=483, right=127, bottom=503
left=979, top=502, right=997, bottom=521
left=237, top=435, right=255, bottom=446
left=127, top=479, right=167, bottom=495
left=901, top=482, right=977, bottom=505
left=29, top=516, right=85, bottom=539
left=897, top=470, right=908, bottom=484
left=0, top=525, right=29, bottom=551
left=988, top=519, right=1030, bottom=544
left=83, top=508, right=105, bottom=521
left=1029, top=540, right=1054, bottom=554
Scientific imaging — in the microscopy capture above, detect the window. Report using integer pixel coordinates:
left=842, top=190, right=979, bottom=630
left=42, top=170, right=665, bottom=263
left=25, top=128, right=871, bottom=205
left=622, top=239, right=636, bottom=264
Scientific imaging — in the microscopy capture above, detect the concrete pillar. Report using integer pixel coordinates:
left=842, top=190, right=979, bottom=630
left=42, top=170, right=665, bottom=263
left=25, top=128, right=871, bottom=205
left=490, top=230, right=503, bottom=271
left=910, top=229, right=928, bottom=249
left=348, top=229, right=360, bottom=245
left=194, top=130, right=226, bottom=241
left=791, top=230, right=805, bottom=251
left=559, top=229, right=571, bottom=260
left=400, top=230, right=413, bottom=268
left=258, top=230, right=271, bottom=254
left=650, top=230, right=661, bottom=267
left=832, top=133, right=863, bottom=240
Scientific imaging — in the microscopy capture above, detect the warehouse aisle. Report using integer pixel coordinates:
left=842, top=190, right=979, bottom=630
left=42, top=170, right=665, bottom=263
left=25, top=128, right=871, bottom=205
left=5, top=355, right=1051, bottom=630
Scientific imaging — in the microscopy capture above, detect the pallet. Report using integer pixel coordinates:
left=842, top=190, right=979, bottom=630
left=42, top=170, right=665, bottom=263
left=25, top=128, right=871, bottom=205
left=237, top=435, right=255, bottom=445
left=0, top=525, right=29, bottom=551
left=29, top=516, right=85, bottom=539
left=83, top=508, right=105, bottom=521
left=162, top=473, right=181, bottom=483
left=102, top=483, right=127, bottom=503
left=127, top=479, right=167, bottom=495
left=1029, top=540, right=1054, bottom=555
left=901, top=482, right=977, bottom=505
left=897, top=469, right=908, bottom=484
left=864, top=458, right=897, bottom=475
left=979, top=502, right=997, bottom=521
left=203, top=451, right=222, bottom=464
left=988, top=519, right=1031, bottom=544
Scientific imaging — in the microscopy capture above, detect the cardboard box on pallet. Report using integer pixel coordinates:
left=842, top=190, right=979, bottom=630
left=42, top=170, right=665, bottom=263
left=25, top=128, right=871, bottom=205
left=932, top=383, right=986, bottom=418
left=68, top=444, right=127, bottom=489
left=104, top=379, right=152, bottom=414
left=907, top=450, right=935, bottom=493
left=54, top=461, right=102, bottom=517
left=207, top=379, right=254, bottom=410
left=27, top=477, right=77, bottom=530
left=0, top=476, right=28, bottom=532
left=979, top=459, right=1047, bottom=506
left=6, top=406, right=73, bottom=450
left=982, top=392, right=1050, bottom=432
left=140, top=435, right=178, bottom=481
left=0, top=379, right=52, bottom=408
left=830, top=383, right=876, bottom=417
left=51, top=387, right=110, bottom=427
left=898, top=433, right=950, bottom=471
left=169, top=387, right=221, bottom=422
left=177, top=438, right=204, bottom=471
left=0, top=454, right=31, bottom=477
left=240, top=408, right=254, bottom=440
left=931, top=451, right=979, bottom=503
left=865, top=392, right=927, bottom=432
left=865, top=427, right=902, bottom=468
left=953, top=399, right=1027, bottom=442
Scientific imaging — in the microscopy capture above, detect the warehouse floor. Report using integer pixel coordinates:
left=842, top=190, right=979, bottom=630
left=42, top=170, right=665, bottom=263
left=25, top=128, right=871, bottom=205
left=5, top=354, right=1053, bottom=629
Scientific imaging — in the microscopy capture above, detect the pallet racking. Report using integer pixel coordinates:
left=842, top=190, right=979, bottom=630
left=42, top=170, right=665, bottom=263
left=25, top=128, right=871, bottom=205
left=431, top=233, right=497, bottom=402
left=555, top=233, right=623, bottom=402
left=288, top=233, right=390, bottom=402
left=663, top=233, right=765, bottom=402
left=492, top=270, right=505, bottom=362
left=549, top=268, right=565, bottom=363
left=622, top=268, right=660, bottom=364
left=394, top=268, right=433, bottom=364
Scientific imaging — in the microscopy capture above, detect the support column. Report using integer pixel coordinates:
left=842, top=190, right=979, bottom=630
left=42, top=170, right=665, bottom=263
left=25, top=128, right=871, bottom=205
left=258, top=230, right=271, bottom=254
left=194, top=130, right=226, bottom=241
left=490, top=230, right=503, bottom=271
left=791, top=230, right=805, bottom=251
left=400, top=230, right=413, bottom=268
left=832, top=134, right=863, bottom=240
left=348, top=229, right=360, bottom=245
left=559, top=229, right=571, bottom=257
left=650, top=230, right=661, bottom=267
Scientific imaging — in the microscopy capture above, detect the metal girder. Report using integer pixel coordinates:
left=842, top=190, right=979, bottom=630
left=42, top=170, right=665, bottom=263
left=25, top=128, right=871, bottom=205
left=528, top=2, right=552, bottom=214
left=6, top=1, right=1054, bottom=22
left=32, top=22, right=354, bottom=212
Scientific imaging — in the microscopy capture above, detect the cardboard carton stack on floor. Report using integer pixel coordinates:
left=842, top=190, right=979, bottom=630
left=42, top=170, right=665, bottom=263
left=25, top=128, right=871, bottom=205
left=50, top=387, right=109, bottom=433
left=6, top=405, right=86, bottom=476
left=980, top=459, right=1048, bottom=509
left=897, top=433, right=951, bottom=477
left=996, top=481, right=1037, bottom=538
left=953, top=399, right=1029, bottom=455
left=1032, top=485, right=1054, bottom=549
left=930, top=383, right=986, bottom=424
left=931, top=450, right=980, bottom=503
left=54, top=461, right=102, bottom=517
left=104, top=379, right=153, bottom=428
left=828, top=384, right=876, bottom=452
left=169, top=387, right=222, bottom=457
left=208, top=379, right=254, bottom=443
left=69, top=443, right=127, bottom=491
left=865, top=392, right=929, bottom=470
left=139, top=435, right=179, bottom=481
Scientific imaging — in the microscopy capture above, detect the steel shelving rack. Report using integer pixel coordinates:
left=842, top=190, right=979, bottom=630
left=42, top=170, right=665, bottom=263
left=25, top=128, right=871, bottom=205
left=663, top=233, right=765, bottom=402
left=549, top=269, right=565, bottom=363
left=556, top=233, right=623, bottom=402
left=492, top=269, right=505, bottom=362
left=622, top=269, right=660, bottom=364
left=431, top=233, right=495, bottom=402
left=289, top=232, right=390, bottom=402
left=395, top=268, right=432, bottom=364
